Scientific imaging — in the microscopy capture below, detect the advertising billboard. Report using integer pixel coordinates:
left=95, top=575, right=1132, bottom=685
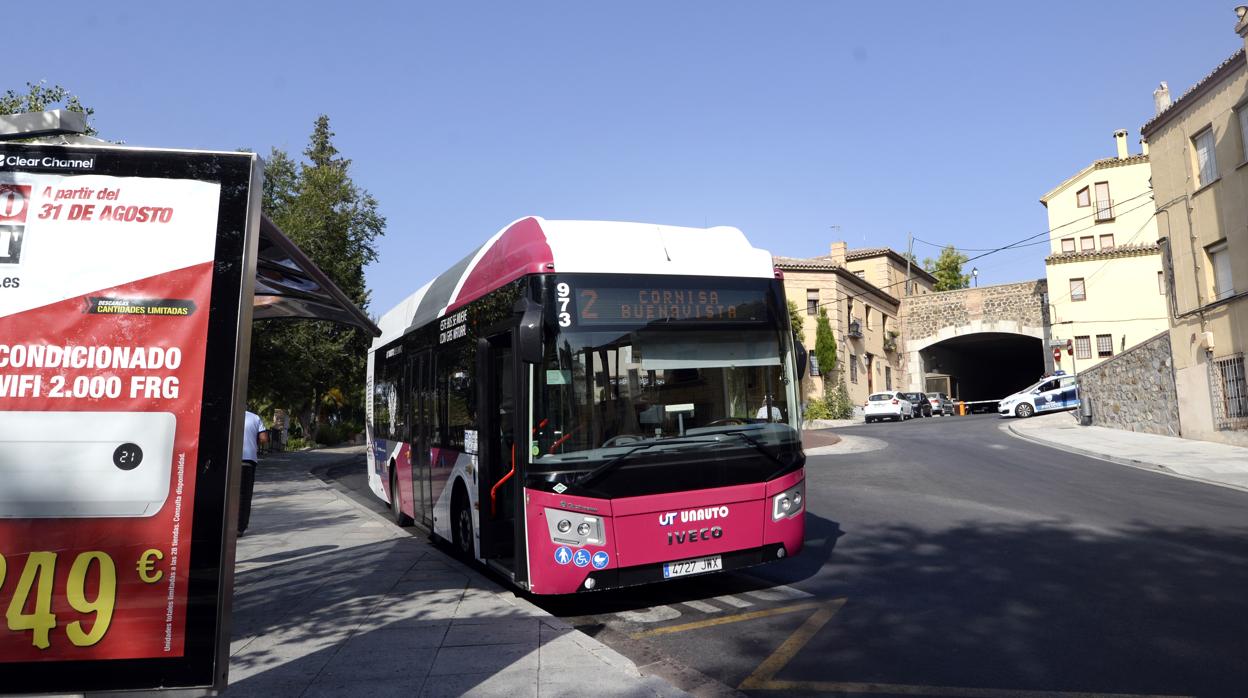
left=0, top=143, right=260, bottom=692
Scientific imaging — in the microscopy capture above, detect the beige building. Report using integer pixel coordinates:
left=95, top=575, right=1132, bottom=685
left=1140, top=7, right=1248, bottom=445
left=842, top=245, right=937, bottom=297
left=1040, top=130, right=1168, bottom=373
left=775, top=242, right=936, bottom=407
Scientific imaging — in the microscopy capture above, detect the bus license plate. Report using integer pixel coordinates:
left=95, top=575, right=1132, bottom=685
left=663, top=555, right=723, bottom=579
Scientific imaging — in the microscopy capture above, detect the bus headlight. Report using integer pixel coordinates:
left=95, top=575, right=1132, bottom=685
left=772, top=481, right=805, bottom=521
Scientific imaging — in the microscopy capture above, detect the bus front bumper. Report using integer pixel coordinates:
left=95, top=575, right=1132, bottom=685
left=575, top=542, right=791, bottom=593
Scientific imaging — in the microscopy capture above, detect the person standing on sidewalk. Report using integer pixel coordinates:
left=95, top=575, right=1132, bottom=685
left=238, top=410, right=268, bottom=537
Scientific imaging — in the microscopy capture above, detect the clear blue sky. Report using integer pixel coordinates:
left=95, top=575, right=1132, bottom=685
left=10, top=1, right=1240, bottom=312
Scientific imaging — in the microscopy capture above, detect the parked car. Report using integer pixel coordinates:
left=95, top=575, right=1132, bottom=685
left=901, top=392, right=933, bottom=418
left=998, top=374, right=1080, bottom=418
left=926, top=392, right=954, bottom=416
left=865, top=391, right=914, bottom=423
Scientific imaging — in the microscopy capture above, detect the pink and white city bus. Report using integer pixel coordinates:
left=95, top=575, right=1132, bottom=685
left=366, top=217, right=806, bottom=594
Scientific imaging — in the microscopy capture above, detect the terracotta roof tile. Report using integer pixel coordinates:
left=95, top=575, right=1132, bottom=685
left=1045, top=242, right=1160, bottom=264
left=1141, top=49, right=1246, bottom=136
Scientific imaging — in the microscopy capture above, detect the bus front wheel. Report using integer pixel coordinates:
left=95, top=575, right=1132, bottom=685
left=451, top=483, right=474, bottom=559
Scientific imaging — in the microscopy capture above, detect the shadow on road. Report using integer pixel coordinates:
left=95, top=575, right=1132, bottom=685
left=738, top=518, right=1248, bottom=697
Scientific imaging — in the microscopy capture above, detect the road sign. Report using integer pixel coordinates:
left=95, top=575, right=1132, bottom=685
left=1066, top=339, right=1074, bottom=356
left=1053, top=347, right=1062, bottom=362
left=1048, top=338, right=1067, bottom=347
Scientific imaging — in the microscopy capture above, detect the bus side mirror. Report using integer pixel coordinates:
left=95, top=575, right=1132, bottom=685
left=517, top=299, right=543, bottom=364
left=795, top=340, right=808, bottom=380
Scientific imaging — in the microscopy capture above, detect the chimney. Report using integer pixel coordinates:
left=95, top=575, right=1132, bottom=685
left=1237, top=6, right=1248, bottom=51
left=1140, top=138, right=1150, bottom=156
left=1113, top=129, right=1130, bottom=159
left=1153, top=82, right=1171, bottom=115
left=829, top=241, right=847, bottom=266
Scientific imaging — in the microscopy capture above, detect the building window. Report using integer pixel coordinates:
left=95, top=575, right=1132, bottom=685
left=1070, top=277, right=1086, bottom=302
left=1212, top=353, right=1248, bottom=429
left=850, top=355, right=858, bottom=383
left=1096, top=334, right=1114, bottom=358
left=1094, top=182, right=1113, bottom=221
left=1208, top=241, right=1235, bottom=301
left=1099, top=233, right=1115, bottom=250
left=1074, top=336, right=1092, bottom=360
left=1194, top=127, right=1218, bottom=188
left=1239, top=106, right=1248, bottom=164
left=1158, top=270, right=1165, bottom=295
left=865, top=307, right=873, bottom=329
left=1061, top=238, right=1075, bottom=253
left=1076, top=186, right=1090, bottom=207
left=1080, top=236, right=1095, bottom=252
left=846, top=298, right=853, bottom=326
left=806, top=289, right=819, bottom=315
left=885, top=366, right=892, bottom=391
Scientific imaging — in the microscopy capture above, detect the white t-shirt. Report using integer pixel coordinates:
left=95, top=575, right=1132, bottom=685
left=242, top=411, right=266, bottom=462
left=756, top=405, right=782, bottom=420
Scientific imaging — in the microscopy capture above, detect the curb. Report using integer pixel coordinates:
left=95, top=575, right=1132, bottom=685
left=1002, top=421, right=1248, bottom=495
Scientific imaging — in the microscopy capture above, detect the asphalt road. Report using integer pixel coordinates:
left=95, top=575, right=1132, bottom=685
left=320, top=415, right=1248, bottom=697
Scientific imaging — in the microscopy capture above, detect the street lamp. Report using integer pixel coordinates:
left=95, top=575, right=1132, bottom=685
left=971, top=267, right=978, bottom=287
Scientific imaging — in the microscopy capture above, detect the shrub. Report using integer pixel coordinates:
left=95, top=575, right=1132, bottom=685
left=804, top=398, right=834, bottom=420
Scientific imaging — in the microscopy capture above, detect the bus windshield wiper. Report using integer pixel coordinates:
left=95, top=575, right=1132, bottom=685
left=574, top=437, right=709, bottom=488
left=723, top=430, right=786, bottom=469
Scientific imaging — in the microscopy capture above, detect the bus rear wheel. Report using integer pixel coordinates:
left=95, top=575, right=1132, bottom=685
left=451, top=483, right=474, bottom=559
left=389, top=465, right=413, bottom=526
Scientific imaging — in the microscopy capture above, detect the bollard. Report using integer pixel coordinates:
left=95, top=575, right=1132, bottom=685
left=958, top=402, right=966, bottom=416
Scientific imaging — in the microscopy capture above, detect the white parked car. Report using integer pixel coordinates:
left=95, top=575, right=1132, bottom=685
left=865, top=391, right=914, bottom=423
left=998, top=374, right=1080, bottom=418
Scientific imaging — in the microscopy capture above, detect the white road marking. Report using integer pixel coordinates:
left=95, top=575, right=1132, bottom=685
left=681, top=600, right=721, bottom=614
left=713, top=594, right=754, bottom=608
left=615, top=605, right=681, bottom=624
left=744, top=584, right=814, bottom=602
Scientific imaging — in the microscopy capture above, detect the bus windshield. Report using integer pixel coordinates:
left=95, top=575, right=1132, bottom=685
left=529, top=276, right=802, bottom=497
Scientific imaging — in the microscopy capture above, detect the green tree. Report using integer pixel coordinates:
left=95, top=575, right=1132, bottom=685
left=0, top=82, right=97, bottom=135
left=923, top=244, right=970, bottom=291
left=814, top=307, right=837, bottom=397
left=247, top=116, right=385, bottom=443
left=786, top=299, right=804, bottom=337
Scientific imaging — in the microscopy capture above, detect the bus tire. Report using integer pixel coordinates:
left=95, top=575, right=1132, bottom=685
left=451, top=482, right=474, bottom=559
left=1015, top=403, right=1034, bottom=419
left=389, top=463, right=413, bottom=526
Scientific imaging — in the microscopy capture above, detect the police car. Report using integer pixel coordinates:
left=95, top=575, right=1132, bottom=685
left=998, top=372, right=1080, bottom=418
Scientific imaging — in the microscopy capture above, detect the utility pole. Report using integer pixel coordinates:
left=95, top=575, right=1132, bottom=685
left=905, top=232, right=913, bottom=297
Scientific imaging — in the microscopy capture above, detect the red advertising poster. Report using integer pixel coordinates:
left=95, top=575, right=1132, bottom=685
left=0, top=171, right=222, bottom=662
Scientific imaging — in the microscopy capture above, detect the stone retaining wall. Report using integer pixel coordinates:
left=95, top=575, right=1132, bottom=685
left=1078, top=331, right=1181, bottom=436
left=902, top=280, right=1047, bottom=343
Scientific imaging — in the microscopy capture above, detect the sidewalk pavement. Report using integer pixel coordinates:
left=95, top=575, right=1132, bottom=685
left=1006, top=411, right=1248, bottom=493
left=227, top=446, right=689, bottom=698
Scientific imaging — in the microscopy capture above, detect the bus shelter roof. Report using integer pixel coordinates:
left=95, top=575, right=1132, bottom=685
left=254, top=214, right=380, bottom=336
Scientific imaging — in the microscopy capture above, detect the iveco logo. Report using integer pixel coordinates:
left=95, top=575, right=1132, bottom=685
left=667, top=526, right=724, bottom=545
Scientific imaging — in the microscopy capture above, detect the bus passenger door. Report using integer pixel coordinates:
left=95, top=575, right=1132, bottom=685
left=411, top=350, right=434, bottom=528
left=477, top=331, right=525, bottom=580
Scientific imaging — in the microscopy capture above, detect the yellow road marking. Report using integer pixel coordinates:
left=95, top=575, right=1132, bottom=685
left=739, top=598, right=846, bottom=689
left=628, top=600, right=824, bottom=639
left=747, top=681, right=1192, bottom=698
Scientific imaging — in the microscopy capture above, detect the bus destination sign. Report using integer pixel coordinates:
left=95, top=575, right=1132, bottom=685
left=570, top=286, right=768, bottom=325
